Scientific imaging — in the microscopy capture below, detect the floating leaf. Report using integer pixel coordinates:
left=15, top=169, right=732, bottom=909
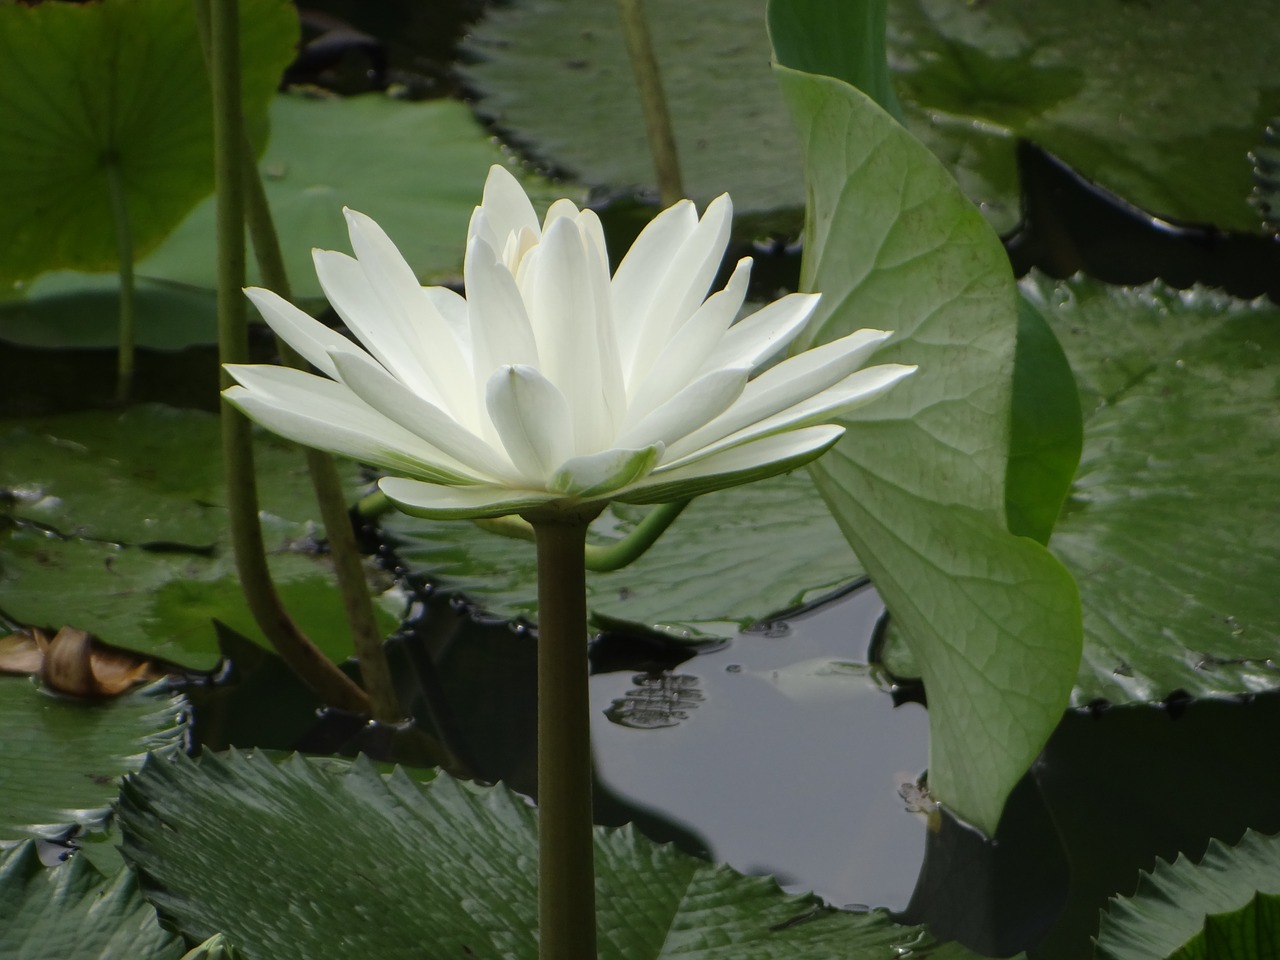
left=119, top=750, right=994, bottom=959
left=460, top=0, right=806, bottom=225
left=1028, top=275, right=1280, bottom=704
left=385, top=469, right=863, bottom=636
left=0, top=405, right=398, bottom=668
left=1005, top=295, right=1083, bottom=545
left=138, top=94, right=577, bottom=304
left=0, top=273, right=216, bottom=351
left=0, top=0, right=296, bottom=285
left=771, top=8, right=1080, bottom=835
left=459, top=0, right=1279, bottom=236
left=888, top=0, right=1280, bottom=233
left=0, top=843, right=182, bottom=960
left=1096, top=830, right=1280, bottom=960
left=0, top=679, right=185, bottom=843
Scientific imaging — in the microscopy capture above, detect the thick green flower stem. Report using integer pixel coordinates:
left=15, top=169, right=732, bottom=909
left=208, top=0, right=369, bottom=714
left=104, top=160, right=135, bottom=403
left=531, top=513, right=599, bottom=960
left=615, top=0, right=684, bottom=207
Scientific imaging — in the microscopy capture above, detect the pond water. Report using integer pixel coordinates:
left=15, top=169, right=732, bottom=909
left=588, top=584, right=929, bottom=912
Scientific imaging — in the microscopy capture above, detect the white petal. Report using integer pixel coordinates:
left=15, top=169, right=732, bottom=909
left=525, top=217, right=620, bottom=453
left=575, top=208, right=612, bottom=278
left=616, top=425, right=846, bottom=504
left=624, top=194, right=733, bottom=387
left=665, top=328, right=895, bottom=461
left=337, top=210, right=478, bottom=421
left=485, top=365, right=574, bottom=482
left=615, top=367, right=748, bottom=450
left=612, top=200, right=699, bottom=363
left=222, top=366, right=482, bottom=484
left=542, top=197, right=582, bottom=230
left=313, top=248, right=469, bottom=421
left=474, top=164, right=540, bottom=252
left=624, top=257, right=751, bottom=417
left=663, top=364, right=917, bottom=469
left=380, top=476, right=558, bottom=521
left=423, top=286, right=470, bottom=352
left=464, top=236, right=540, bottom=373
left=549, top=445, right=662, bottom=497
left=243, top=287, right=353, bottom=380
left=698, top=292, right=821, bottom=376
left=328, top=348, right=517, bottom=482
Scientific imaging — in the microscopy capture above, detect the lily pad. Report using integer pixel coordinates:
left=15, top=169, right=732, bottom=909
left=1025, top=275, right=1280, bottom=705
left=0, top=273, right=216, bottom=350
left=0, top=405, right=398, bottom=669
left=460, top=0, right=1278, bottom=237
left=888, top=0, right=1280, bottom=233
left=118, top=749, right=992, bottom=959
left=460, top=0, right=807, bottom=225
left=771, top=10, right=1081, bottom=836
left=0, top=0, right=296, bottom=285
left=1096, top=830, right=1280, bottom=960
left=0, top=678, right=185, bottom=843
left=385, top=469, right=863, bottom=636
left=0, top=843, right=182, bottom=960
left=137, top=93, right=578, bottom=305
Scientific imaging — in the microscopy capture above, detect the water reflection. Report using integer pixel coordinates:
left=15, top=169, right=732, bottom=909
left=590, top=583, right=931, bottom=911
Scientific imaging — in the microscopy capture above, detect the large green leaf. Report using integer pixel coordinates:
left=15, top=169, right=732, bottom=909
left=1096, top=830, right=1280, bottom=960
left=1005, top=296, right=1083, bottom=545
left=0, top=0, right=296, bottom=285
left=766, top=0, right=899, bottom=119
left=385, top=469, right=862, bottom=636
left=119, top=750, right=992, bottom=959
left=1172, top=894, right=1280, bottom=960
left=138, top=94, right=576, bottom=304
left=460, top=0, right=806, bottom=225
left=888, top=0, right=1280, bottom=233
left=0, top=679, right=185, bottom=843
left=0, top=95, right=573, bottom=348
left=0, top=406, right=398, bottom=668
left=0, top=843, right=182, bottom=960
left=771, top=25, right=1081, bottom=834
left=1025, top=275, right=1280, bottom=704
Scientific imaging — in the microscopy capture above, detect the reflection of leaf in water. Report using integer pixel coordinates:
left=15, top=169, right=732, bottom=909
left=604, top=672, right=704, bottom=729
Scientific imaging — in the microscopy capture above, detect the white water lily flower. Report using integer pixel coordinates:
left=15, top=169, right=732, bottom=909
left=223, top=165, right=915, bottom=520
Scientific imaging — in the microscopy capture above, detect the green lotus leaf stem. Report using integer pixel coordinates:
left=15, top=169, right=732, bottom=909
left=377, top=495, right=691, bottom=573
left=104, top=160, right=135, bottom=403
left=356, top=488, right=393, bottom=520
left=476, top=501, right=690, bottom=571
left=615, top=0, right=684, bottom=206
left=206, top=0, right=369, bottom=714
left=584, top=499, right=689, bottom=571
left=529, top=510, right=600, bottom=960
left=237, top=101, right=403, bottom=725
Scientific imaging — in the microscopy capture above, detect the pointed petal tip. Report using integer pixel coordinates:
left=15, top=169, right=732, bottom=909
left=485, top=163, right=521, bottom=187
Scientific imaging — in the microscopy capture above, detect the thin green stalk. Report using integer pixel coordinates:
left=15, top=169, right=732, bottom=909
left=356, top=488, right=392, bottom=520
left=530, top=512, right=598, bottom=960
left=207, top=0, right=368, bottom=714
left=240, top=126, right=403, bottom=724
left=104, top=161, right=136, bottom=402
left=615, top=0, right=683, bottom=206
left=477, top=502, right=691, bottom=572
left=585, top=500, right=687, bottom=571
